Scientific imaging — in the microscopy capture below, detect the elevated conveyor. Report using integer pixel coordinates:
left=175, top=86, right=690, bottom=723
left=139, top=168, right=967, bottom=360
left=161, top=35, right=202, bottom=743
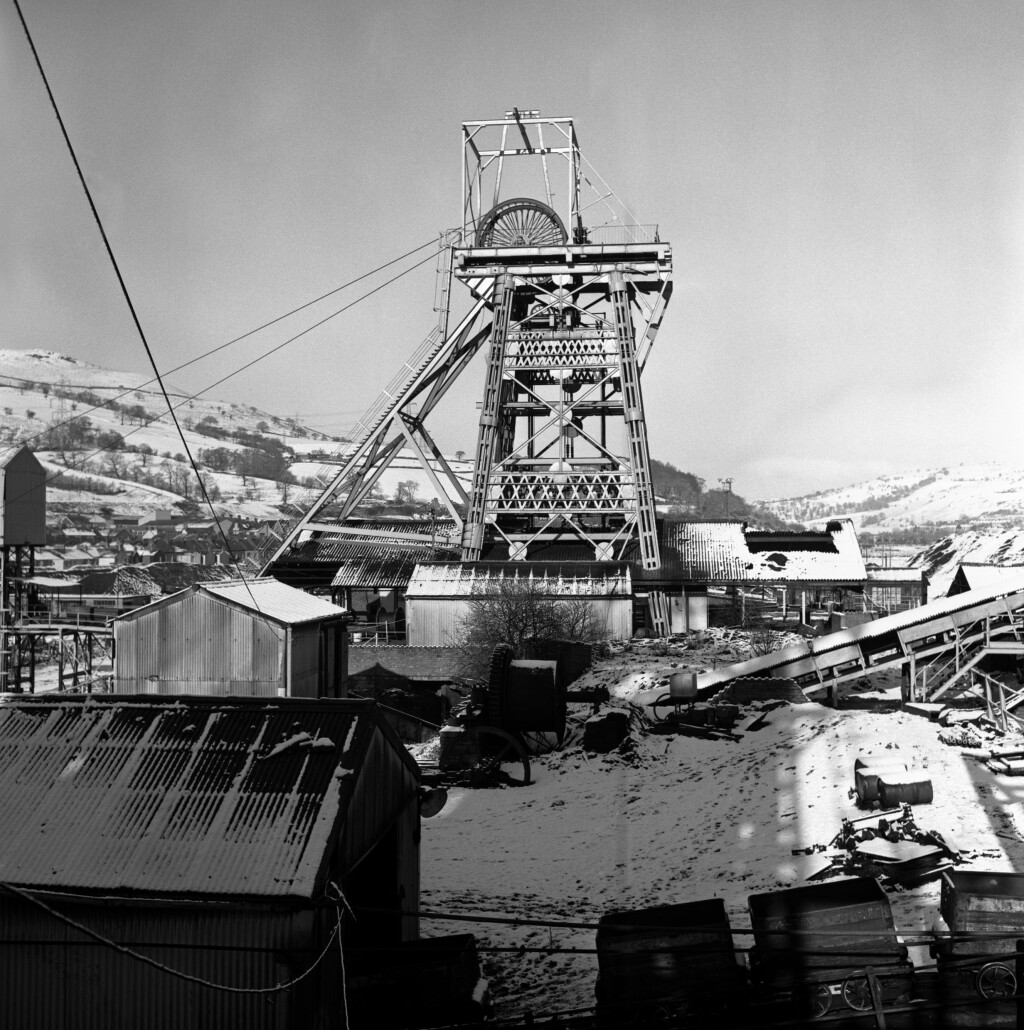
left=686, top=578, right=1024, bottom=712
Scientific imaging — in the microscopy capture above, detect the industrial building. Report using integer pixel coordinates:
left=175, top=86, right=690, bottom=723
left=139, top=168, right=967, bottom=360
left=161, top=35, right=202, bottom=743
left=404, top=562, right=633, bottom=647
left=0, top=694, right=421, bottom=1030
left=112, top=577, right=350, bottom=696
left=635, top=519, right=870, bottom=629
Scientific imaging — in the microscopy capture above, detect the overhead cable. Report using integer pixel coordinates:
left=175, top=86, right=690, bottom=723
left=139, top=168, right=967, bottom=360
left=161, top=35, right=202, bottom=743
left=13, top=0, right=260, bottom=603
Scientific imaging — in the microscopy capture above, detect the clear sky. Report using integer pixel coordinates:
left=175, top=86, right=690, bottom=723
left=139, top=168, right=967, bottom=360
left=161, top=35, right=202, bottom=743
left=2, top=0, right=1023, bottom=501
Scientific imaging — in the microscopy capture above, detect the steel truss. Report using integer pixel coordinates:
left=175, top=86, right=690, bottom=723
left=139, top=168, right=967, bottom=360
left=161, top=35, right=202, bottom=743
left=261, top=112, right=672, bottom=584
left=456, top=251, right=672, bottom=567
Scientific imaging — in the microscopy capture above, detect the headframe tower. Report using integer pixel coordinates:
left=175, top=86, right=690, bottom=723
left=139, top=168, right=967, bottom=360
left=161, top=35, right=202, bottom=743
left=261, top=111, right=672, bottom=578
left=457, top=110, right=672, bottom=566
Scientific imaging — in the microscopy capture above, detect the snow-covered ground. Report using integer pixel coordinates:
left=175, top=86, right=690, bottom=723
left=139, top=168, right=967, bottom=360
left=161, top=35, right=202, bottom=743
left=419, top=635, right=1024, bottom=1020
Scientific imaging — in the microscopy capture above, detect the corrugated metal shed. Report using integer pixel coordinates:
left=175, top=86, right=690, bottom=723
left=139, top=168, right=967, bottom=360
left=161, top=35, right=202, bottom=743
left=113, top=581, right=350, bottom=697
left=0, top=695, right=418, bottom=899
left=407, top=562, right=632, bottom=597
left=115, top=578, right=349, bottom=628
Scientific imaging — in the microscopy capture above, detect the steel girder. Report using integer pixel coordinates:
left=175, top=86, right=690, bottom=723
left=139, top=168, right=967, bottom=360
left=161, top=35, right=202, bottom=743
left=456, top=240, right=672, bottom=567
left=259, top=281, right=495, bottom=573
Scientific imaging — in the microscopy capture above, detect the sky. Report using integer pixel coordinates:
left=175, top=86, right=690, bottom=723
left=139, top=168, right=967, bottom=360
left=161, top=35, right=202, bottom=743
left=2, top=0, right=1023, bottom=501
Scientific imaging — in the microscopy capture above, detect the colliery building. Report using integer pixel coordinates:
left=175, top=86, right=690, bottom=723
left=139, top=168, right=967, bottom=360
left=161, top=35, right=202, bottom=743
left=112, top=577, right=351, bottom=697
left=278, top=517, right=875, bottom=639
left=404, top=561, right=634, bottom=647
left=0, top=694, right=421, bottom=1030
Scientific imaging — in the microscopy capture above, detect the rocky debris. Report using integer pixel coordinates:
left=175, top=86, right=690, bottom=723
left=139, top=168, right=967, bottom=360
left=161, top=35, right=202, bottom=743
left=583, top=709, right=631, bottom=753
left=937, top=726, right=984, bottom=749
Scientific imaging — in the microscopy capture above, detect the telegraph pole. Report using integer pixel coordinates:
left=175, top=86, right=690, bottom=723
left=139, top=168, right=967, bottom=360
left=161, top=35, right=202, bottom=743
left=719, top=478, right=733, bottom=517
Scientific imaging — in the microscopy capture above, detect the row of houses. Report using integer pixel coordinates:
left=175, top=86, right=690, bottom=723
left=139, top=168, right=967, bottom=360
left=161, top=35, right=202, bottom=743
left=39, top=513, right=288, bottom=570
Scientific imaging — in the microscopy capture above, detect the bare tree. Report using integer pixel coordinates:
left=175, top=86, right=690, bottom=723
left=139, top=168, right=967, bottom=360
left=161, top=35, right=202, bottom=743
left=453, top=577, right=606, bottom=680
left=744, top=616, right=784, bottom=657
left=395, top=480, right=419, bottom=505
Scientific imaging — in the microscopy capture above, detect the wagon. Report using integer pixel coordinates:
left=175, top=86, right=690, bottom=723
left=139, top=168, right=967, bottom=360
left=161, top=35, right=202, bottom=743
left=594, top=898, right=744, bottom=1027
left=933, top=870, right=1024, bottom=1008
left=747, top=877, right=915, bottom=1020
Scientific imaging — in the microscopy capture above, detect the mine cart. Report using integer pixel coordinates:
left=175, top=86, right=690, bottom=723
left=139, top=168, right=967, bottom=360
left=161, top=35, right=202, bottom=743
left=932, top=870, right=1024, bottom=1008
left=594, top=898, right=744, bottom=1028
left=434, top=644, right=568, bottom=786
left=747, top=877, right=915, bottom=1021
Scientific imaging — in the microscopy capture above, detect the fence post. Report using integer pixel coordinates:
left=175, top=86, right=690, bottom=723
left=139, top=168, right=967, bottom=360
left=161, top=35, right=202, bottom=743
left=865, top=966, right=887, bottom=1029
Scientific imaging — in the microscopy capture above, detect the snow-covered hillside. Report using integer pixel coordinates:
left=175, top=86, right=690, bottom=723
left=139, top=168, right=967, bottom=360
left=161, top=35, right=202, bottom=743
left=913, top=527, right=1024, bottom=598
left=0, top=348, right=472, bottom=519
left=759, top=462, right=1024, bottom=535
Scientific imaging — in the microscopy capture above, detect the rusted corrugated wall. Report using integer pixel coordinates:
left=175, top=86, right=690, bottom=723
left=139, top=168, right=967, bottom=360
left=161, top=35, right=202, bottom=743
left=0, top=898, right=337, bottom=1029
left=114, top=591, right=287, bottom=694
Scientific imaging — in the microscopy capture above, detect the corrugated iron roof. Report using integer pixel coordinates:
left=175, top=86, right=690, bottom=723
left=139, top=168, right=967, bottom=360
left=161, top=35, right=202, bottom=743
left=331, top=555, right=426, bottom=588
left=651, top=520, right=866, bottom=583
left=0, top=695, right=410, bottom=898
left=203, top=578, right=348, bottom=624
left=407, top=562, right=632, bottom=597
left=115, top=578, right=349, bottom=627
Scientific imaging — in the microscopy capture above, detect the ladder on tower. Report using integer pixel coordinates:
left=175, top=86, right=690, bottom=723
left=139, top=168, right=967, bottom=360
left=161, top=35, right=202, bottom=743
left=610, top=271, right=661, bottom=572
left=462, top=273, right=514, bottom=561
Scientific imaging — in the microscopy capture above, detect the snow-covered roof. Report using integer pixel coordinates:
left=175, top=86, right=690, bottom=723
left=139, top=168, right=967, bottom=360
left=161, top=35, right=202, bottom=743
left=657, top=519, right=866, bottom=583
left=0, top=445, right=42, bottom=471
left=203, top=578, right=348, bottom=623
left=0, top=696, right=409, bottom=898
left=948, top=562, right=1024, bottom=597
left=115, top=578, right=349, bottom=626
left=407, top=562, right=632, bottom=597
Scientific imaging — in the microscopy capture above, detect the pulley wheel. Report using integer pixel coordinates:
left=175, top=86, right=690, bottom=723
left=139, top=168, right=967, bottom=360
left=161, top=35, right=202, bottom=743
left=476, top=197, right=568, bottom=248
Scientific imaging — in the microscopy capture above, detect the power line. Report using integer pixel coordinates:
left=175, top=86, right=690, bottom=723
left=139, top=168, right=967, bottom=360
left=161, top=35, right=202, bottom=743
left=12, top=0, right=263, bottom=605
left=7, top=247, right=441, bottom=508
left=1, top=235, right=440, bottom=462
